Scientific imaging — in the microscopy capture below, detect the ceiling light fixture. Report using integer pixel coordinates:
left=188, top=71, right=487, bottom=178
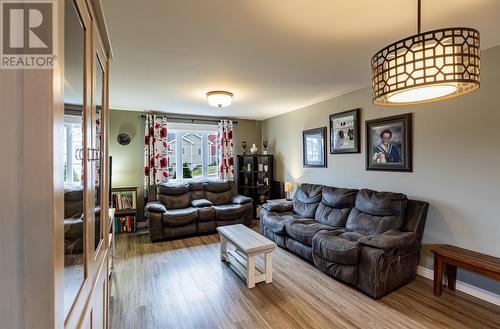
left=371, top=0, right=480, bottom=106
left=206, top=90, right=233, bottom=108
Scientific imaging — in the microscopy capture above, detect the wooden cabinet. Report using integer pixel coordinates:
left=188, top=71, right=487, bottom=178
left=0, top=0, right=112, bottom=328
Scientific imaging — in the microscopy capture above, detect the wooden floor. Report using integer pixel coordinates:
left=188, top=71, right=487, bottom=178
left=109, top=223, right=500, bottom=329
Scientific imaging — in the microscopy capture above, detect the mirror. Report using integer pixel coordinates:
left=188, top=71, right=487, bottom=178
left=63, top=0, right=85, bottom=318
left=94, top=54, right=104, bottom=251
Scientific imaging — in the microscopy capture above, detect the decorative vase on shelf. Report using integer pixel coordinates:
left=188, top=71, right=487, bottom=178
left=250, top=143, right=258, bottom=155
left=262, top=140, right=268, bottom=155
left=242, top=141, right=247, bottom=155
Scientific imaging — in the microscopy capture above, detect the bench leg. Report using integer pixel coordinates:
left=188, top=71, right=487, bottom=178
left=220, top=236, right=228, bottom=261
left=434, top=254, right=444, bottom=296
left=247, top=255, right=256, bottom=289
left=447, top=264, right=457, bottom=290
left=265, top=252, right=273, bottom=284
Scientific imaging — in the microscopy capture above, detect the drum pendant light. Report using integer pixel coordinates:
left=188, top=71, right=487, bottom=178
left=371, top=0, right=480, bottom=106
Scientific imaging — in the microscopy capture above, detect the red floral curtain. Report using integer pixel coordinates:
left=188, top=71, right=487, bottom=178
left=144, top=115, right=168, bottom=188
left=217, top=120, right=234, bottom=181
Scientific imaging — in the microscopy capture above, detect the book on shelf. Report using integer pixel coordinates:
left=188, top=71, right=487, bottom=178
left=114, top=215, right=136, bottom=233
left=112, top=193, right=135, bottom=210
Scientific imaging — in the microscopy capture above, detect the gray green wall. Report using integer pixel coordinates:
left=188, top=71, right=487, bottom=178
left=262, top=45, right=500, bottom=294
left=109, top=110, right=262, bottom=222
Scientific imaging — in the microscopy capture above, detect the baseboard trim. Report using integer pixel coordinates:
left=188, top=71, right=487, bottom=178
left=417, top=266, right=500, bottom=306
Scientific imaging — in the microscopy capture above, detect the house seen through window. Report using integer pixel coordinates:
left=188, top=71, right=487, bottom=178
left=166, top=123, right=218, bottom=180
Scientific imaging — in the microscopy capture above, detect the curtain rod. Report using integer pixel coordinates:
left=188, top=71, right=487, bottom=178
left=140, top=114, right=238, bottom=125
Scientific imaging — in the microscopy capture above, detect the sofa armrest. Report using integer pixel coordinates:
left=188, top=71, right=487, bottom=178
left=262, top=201, right=293, bottom=212
left=145, top=201, right=166, bottom=213
left=231, top=194, right=252, bottom=205
left=359, top=230, right=418, bottom=251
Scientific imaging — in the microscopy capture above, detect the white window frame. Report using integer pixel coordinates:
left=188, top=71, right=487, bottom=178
left=64, top=115, right=83, bottom=185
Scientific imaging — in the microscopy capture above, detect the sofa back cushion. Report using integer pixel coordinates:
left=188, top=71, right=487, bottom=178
left=315, top=187, right=358, bottom=227
left=205, top=181, right=234, bottom=205
left=158, top=182, right=191, bottom=209
left=293, top=183, right=323, bottom=218
left=346, top=189, right=407, bottom=235
left=189, top=181, right=206, bottom=200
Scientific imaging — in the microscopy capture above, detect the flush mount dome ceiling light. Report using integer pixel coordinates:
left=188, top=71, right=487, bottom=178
left=206, top=90, right=233, bottom=108
left=371, top=0, right=480, bottom=106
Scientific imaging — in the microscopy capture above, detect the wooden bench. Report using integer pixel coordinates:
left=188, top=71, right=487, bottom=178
left=217, top=224, right=276, bottom=289
left=431, top=245, right=500, bottom=296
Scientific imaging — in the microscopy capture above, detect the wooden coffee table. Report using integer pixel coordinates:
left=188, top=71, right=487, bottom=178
left=217, top=224, right=277, bottom=289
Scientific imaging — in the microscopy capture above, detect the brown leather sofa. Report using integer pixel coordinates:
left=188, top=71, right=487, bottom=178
left=260, top=183, right=429, bottom=298
left=146, top=180, right=253, bottom=241
left=64, top=186, right=84, bottom=255
left=64, top=186, right=101, bottom=255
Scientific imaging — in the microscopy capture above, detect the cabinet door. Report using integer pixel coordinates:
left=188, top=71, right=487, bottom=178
left=92, top=41, right=105, bottom=253
left=63, top=1, right=110, bottom=328
left=63, top=0, right=88, bottom=320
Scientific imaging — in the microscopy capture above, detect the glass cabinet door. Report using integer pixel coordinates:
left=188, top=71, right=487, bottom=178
left=93, top=53, right=105, bottom=252
left=63, top=0, right=86, bottom=318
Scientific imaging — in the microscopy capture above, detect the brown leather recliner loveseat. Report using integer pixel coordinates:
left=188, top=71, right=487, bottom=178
left=260, top=183, right=429, bottom=298
left=146, top=180, right=253, bottom=241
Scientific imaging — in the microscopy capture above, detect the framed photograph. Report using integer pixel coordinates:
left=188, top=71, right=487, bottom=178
left=303, top=127, right=327, bottom=168
left=366, top=113, right=412, bottom=172
left=330, top=108, right=360, bottom=154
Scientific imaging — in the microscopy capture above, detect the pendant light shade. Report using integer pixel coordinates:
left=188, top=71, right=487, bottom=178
left=206, top=90, right=233, bottom=108
left=371, top=1, right=480, bottom=106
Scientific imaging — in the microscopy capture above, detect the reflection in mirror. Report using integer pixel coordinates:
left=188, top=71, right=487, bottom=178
left=63, top=0, right=85, bottom=318
left=94, top=56, right=104, bottom=251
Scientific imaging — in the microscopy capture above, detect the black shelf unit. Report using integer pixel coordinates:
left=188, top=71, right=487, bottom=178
left=236, top=154, right=274, bottom=218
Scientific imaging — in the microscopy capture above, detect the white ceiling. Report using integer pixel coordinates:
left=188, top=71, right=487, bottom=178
left=102, top=0, right=500, bottom=120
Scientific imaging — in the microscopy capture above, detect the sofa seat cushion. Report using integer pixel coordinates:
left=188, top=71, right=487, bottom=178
left=162, top=207, right=198, bottom=226
left=213, top=203, right=251, bottom=221
left=285, top=220, right=336, bottom=246
left=261, top=211, right=302, bottom=234
left=312, top=230, right=363, bottom=265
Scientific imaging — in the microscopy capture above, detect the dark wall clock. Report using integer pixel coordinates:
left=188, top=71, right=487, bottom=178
left=117, top=132, right=132, bottom=146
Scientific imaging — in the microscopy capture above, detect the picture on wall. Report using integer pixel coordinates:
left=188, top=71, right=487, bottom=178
left=366, top=113, right=412, bottom=172
left=303, top=127, right=327, bottom=168
left=330, top=108, right=360, bottom=154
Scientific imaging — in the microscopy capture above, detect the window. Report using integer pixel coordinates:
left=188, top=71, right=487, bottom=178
left=166, top=132, right=176, bottom=178
left=168, top=124, right=219, bottom=180
left=63, top=115, right=83, bottom=185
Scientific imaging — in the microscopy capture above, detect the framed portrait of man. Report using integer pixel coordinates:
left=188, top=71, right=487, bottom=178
left=365, top=113, right=412, bottom=172
left=303, top=127, right=327, bottom=168
left=330, top=108, right=360, bottom=154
